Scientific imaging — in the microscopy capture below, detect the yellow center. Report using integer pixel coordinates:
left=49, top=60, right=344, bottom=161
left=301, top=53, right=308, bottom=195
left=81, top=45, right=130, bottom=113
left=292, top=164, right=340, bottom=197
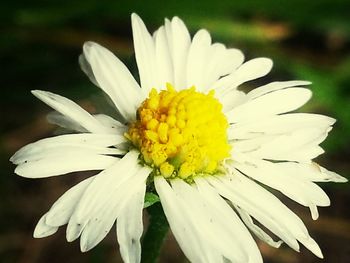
left=126, top=83, right=230, bottom=180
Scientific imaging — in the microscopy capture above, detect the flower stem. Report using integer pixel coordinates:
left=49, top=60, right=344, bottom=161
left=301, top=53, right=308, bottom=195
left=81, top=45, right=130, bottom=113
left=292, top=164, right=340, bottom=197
left=141, top=202, right=169, bottom=263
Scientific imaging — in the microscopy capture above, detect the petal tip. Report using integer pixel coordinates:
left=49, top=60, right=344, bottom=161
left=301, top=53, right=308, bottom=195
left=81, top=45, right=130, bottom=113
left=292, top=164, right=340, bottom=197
left=80, top=243, right=89, bottom=253
left=131, top=12, right=140, bottom=20
left=31, top=89, right=43, bottom=97
left=9, top=153, right=16, bottom=163
left=83, top=41, right=99, bottom=55
left=131, top=13, right=144, bottom=27
left=263, top=57, right=274, bottom=69
left=33, top=215, right=58, bottom=238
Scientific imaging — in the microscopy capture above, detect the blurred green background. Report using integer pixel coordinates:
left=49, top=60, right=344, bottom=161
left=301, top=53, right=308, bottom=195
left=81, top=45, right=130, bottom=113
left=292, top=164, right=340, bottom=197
left=1, top=0, right=349, bottom=262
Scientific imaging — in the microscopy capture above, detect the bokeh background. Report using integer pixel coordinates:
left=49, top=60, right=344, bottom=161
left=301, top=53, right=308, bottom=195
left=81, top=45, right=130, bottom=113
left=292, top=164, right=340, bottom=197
left=1, top=0, right=349, bottom=262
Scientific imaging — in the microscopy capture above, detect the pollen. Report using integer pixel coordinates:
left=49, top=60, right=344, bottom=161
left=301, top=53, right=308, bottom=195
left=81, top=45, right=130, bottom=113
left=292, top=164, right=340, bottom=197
left=126, top=83, right=230, bottom=179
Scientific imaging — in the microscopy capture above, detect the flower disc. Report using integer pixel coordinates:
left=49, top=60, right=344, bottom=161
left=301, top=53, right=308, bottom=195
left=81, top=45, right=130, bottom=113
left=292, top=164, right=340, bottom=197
left=126, top=83, right=230, bottom=179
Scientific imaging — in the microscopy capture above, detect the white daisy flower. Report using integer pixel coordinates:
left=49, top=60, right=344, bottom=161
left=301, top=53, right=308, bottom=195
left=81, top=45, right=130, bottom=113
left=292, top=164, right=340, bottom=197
left=11, top=13, right=347, bottom=263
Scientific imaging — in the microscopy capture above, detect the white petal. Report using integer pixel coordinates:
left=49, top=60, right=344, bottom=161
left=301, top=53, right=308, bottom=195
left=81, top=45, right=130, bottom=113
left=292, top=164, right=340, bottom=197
left=220, top=90, right=248, bottom=113
left=74, top=151, right=140, bottom=222
left=231, top=135, right=275, bottom=153
left=11, top=133, right=124, bottom=178
left=208, top=173, right=323, bottom=258
left=33, top=213, right=58, bottom=238
left=154, top=177, right=210, bottom=263
left=67, top=153, right=150, bottom=252
left=213, top=58, right=273, bottom=93
left=194, top=177, right=263, bottom=262
left=11, top=133, right=124, bottom=163
left=47, top=111, right=127, bottom=135
left=46, top=177, right=95, bottom=227
left=83, top=41, right=143, bottom=121
left=245, top=128, right=328, bottom=162
left=234, top=206, right=283, bottom=248
left=280, top=146, right=325, bottom=163
left=212, top=176, right=301, bottom=251
left=166, top=17, right=191, bottom=90
left=208, top=175, right=298, bottom=250
left=228, top=113, right=336, bottom=140
left=154, top=26, right=173, bottom=89
left=300, top=236, right=323, bottom=258
left=202, top=45, right=244, bottom=91
left=226, top=88, right=312, bottom=123
left=233, top=156, right=330, bottom=219
left=247, top=80, right=311, bottom=99
left=79, top=53, right=99, bottom=86
left=269, top=161, right=347, bottom=183
left=131, top=13, right=157, bottom=93
left=47, top=111, right=86, bottom=132
left=66, top=213, right=86, bottom=242
left=187, top=39, right=244, bottom=92
left=32, top=90, right=108, bottom=133
left=94, top=114, right=127, bottom=134
left=12, top=140, right=123, bottom=165
left=117, top=183, right=146, bottom=263
left=233, top=57, right=273, bottom=86
left=15, top=152, right=118, bottom=178
left=186, top=29, right=212, bottom=89
left=79, top=166, right=150, bottom=252
left=314, top=165, right=348, bottom=183
left=171, top=179, right=249, bottom=262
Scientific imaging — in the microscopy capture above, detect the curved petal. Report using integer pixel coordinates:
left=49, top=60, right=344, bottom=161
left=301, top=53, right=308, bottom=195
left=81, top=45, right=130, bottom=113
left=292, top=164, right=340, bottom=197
left=233, top=156, right=330, bottom=220
left=47, top=112, right=127, bottom=135
left=11, top=133, right=124, bottom=178
left=202, top=45, right=244, bottom=92
left=186, top=29, right=212, bottom=89
left=165, top=17, right=191, bottom=90
left=247, top=80, right=311, bottom=99
left=79, top=53, right=99, bottom=86
left=228, top=113, right=336, bottom=140
left=79, top=166, right=150, bottom=252
left=208, top=173, right=323, bottom=258
left=117, top=183, right=146, bottom=263
left=154, top=26, right=173, bottom=89
left=235, top=206, right=283, bottom=248
left=74, top=151, right=140, bottom=222
left=221, top=90, right=248, bottom=113
left=11, top=133, right=124, bottom=160
left=194, top=177, right=263, bottom=262
left=83, top=41, right=143, bottom=122
left=132, top=13, right=157, bottom=93
left=14, top=152, right=118, bottom=178
left=66, top=214, right=86, bottom=242
left=292, top=163, right=347, bottom=183
left=171, top=179, right=249, bottom=262
left=32, top=90, right=108, bottom=133
left=47, top=111, right=86, bottom=133
left=213, top=57, right=273, bottom=94
left=155, top=177, right=214, bottom=263
left=64, top=151, right=151, bottom=252
left=226, top=88, right=312, bottom=123
left=33, top=213, right=58, bottom=238
left=11, top=139, right=123, bottom=165
left=93, top=114, right=127, bottom=133
left=235, top=128, right=329, bottom=162
left=46, top=176, right=95, bottom=227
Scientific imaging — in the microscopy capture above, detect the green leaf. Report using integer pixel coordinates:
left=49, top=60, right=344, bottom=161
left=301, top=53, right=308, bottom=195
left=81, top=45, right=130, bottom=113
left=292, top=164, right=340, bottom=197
left=144, top=192, right=160, bottom=208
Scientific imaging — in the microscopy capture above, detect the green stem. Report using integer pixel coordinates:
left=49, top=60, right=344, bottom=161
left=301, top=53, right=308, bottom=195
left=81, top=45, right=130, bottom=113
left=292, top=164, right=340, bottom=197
left=141, top=202, right=169, bottom=263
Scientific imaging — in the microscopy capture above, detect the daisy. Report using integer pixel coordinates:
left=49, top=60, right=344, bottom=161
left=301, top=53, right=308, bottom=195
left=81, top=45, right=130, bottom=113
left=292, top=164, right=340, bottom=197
left=11, top=13, right=347, bottom=263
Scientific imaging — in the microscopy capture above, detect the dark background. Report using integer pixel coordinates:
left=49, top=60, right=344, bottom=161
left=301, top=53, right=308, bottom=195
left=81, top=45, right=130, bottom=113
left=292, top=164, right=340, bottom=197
left=1, top=0, right=349, bottom=262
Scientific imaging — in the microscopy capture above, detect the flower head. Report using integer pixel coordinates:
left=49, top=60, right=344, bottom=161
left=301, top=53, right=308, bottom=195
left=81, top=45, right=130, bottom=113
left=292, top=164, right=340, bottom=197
left=127, top=84, right=230, bottom=179
left=11, top=13, right=347, bottom=263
